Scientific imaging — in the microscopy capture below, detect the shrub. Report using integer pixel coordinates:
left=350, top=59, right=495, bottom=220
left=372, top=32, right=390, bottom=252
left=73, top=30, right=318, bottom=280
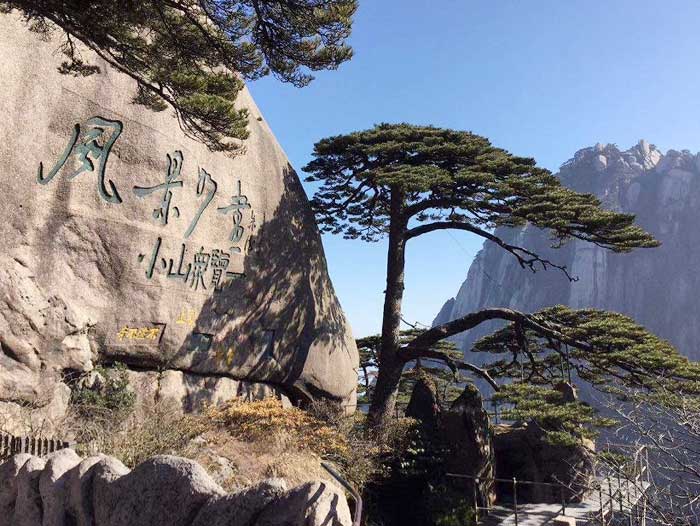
left=77, top=399, right=205, bottom=468
left=70, top=363, right=136, bottom=418
left=205, top=398, right=349, bottom=458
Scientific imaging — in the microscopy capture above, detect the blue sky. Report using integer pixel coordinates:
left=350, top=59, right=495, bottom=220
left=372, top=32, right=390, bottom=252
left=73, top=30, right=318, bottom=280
left=248, top=0, right=700, bottom=338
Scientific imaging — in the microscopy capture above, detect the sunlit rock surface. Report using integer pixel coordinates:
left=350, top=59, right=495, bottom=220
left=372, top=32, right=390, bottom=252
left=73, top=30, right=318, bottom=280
left=0, top=12, right=357, bottom=429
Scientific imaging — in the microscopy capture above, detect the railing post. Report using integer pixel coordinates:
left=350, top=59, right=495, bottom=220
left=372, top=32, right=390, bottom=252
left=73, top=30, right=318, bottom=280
left=617, top=467, right=624, bottom=513
left=626, top=473, right=632, bottom=525
left=560, top=485, right=566, bottom=516
left=513, top=478, right=518, bottom=526
left=473, top=477, right=480, bottom=522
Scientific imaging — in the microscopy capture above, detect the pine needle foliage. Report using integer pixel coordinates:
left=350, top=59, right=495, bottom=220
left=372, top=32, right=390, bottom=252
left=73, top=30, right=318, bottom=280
left=475, top=306, right=700, bottom=395
left=1, top=0, right=356, bottom=153
left=476, top=306, right=700, bottom=443
left=491, top=384, right=615, bottom=446
left=304, top=123, right=658, bottom=253
left=357, top=330, right=466, bottom=409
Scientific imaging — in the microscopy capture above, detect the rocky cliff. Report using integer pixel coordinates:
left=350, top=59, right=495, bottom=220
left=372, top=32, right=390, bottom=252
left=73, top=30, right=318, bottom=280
left=434, top=140, right=700, bottom=363
left=0, top=12, right=358, bottom=430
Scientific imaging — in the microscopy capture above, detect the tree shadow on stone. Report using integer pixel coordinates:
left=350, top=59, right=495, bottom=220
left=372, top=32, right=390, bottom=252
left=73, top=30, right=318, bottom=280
left=175, top=164, right=354, bottom=405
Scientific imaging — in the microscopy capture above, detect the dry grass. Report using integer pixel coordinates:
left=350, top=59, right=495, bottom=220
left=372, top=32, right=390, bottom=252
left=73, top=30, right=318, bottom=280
left=72, top=398, right=205, bottom=467
left=17, top=392, right=418, bottom=496
left=204, top=398, right=350, bottom=458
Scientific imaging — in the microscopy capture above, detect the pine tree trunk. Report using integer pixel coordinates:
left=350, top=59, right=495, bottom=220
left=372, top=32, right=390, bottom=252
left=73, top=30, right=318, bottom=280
left=368, top=189, right=407, bottom=431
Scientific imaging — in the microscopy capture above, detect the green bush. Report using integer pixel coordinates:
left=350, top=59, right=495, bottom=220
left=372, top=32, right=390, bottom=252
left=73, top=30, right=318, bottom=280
left=71, top=363, right=136, bottom=417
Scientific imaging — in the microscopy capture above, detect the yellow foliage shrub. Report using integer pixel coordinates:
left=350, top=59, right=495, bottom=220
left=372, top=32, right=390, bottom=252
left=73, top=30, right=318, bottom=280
left=205, top=398, right=350, bottom=458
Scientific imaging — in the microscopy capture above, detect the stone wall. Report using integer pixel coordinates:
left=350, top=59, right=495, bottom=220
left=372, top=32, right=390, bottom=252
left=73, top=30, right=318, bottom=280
left=0, top=11, right=358, bottom=429
left=0, top=450, right=352, bottom=526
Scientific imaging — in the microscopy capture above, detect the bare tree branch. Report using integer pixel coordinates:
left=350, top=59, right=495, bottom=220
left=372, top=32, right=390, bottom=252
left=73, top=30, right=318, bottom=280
left=405, top=221, right=576, bottom=281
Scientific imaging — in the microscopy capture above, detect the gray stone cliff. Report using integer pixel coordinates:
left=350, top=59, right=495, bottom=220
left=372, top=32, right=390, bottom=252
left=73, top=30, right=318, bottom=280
left=434, top=140, right=700, bottom=363
left=0, top=12, right=358, bottom=430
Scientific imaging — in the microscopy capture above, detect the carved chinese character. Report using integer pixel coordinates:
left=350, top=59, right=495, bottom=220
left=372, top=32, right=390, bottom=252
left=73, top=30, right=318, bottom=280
left=117, top=326, right=132, bottom=341
left=189, top=247, right=211, bottom=291
left=184, top=168, right=218, bottom=238
left=133, top=151, right=184, bottom=225
left=37, top=116, right=123, bottom=203
left=210, top=249, right=231, bottom=290
left=139, top=237, right=167, bottom=279
left=176, top=308, right=197, bottom=327
left=167, top=243, right=191, bottom=282
left=217, top=180, right=251, bottom=252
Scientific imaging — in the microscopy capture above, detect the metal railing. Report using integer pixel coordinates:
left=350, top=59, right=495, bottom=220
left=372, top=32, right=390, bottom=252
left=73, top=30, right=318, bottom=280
left=0, top=431, right=72, bottom=459
left=322, top=461, right=362, bottom=526
left=445, top=472, right=572, bottom=525
left=443, top=444, right=650, bottom=526
left=592, top=444, right=649, bottom=526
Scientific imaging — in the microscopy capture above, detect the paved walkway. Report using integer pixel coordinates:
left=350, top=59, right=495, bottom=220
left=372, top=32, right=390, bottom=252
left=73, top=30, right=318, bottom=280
left=477, top=478, right=649, bottom=526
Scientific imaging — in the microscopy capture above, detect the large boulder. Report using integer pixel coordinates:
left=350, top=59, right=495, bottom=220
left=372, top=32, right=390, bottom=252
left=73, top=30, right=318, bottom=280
left=39, top=448, right=82, bottom=526
left=191, top=478, right=288, bottom=526
left=405, top=374, right=441, bottom=433
left=12, top=456, right=46, bottom=526
left=96, top=455, right=224, bottom=526
left=0, top=452, right=354, bottom=526
left=255, top=481, right=352, bottom=526
left=440, top=384, right=496, bottom=507
left=493, top=422, right=594, bottom=504
left=0, top=454, right=32, bottom=526
left=66, top=455, right=111, bottom=526
left=0, top=10, right=357, bottom=420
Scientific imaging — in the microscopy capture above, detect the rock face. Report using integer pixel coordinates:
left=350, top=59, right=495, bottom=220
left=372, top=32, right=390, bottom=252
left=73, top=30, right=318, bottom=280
left=434, top=141, right=700, bottom=364
left=405, top=375, right=441, bottom=434
left=440, top=384, right=495, bottom=507
left=0, top=452, right=352, bottom=526
left=0, top=12, right=357, bottom=428
left=493, top=423, right=594, bottom=504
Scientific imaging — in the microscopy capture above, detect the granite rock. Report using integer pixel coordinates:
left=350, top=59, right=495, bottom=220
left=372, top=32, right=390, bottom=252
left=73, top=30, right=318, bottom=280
left=255, top=481, right=352, bottom=526
left=39, top=448, right=82, bottom=526
left=12, top=456, right=46, bottom=526
left=0, top=12, right=357, bottom=418
left=2, top=452, right=352, bottom=526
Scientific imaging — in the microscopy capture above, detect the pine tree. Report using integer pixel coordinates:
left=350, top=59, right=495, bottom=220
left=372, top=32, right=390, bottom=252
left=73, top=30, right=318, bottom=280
left=302, top=123, right=699, bottom=432
left=357, top=330, right=466, bottom=412
left=1, top=0, right=356, bottom=153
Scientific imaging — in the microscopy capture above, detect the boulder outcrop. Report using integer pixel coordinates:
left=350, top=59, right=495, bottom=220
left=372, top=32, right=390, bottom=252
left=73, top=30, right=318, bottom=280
left=493, top=422, right=594, bottom=504
left=440, top=384, right=496, bottom=507
left=0, top=452, right=352, bottom=526
left=0, top=11, right=357, bottom=430
left=405, top=375, right=441, bottom=434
